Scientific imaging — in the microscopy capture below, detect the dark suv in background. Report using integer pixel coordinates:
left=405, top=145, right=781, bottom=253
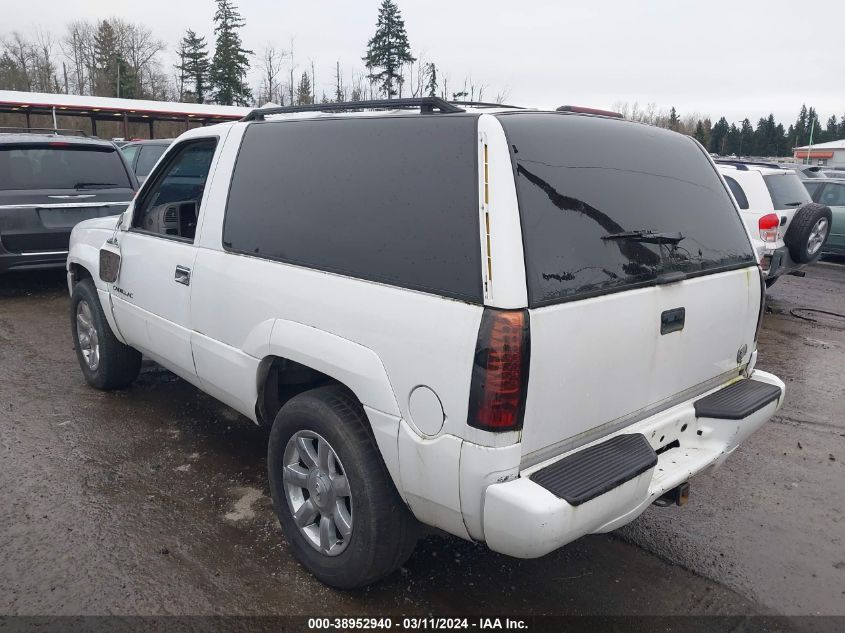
left=0, top=130, right=136, bottom=274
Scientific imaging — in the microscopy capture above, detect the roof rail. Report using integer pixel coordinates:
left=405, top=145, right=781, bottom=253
left=449, top=100, right=526, bottom=110
left=241, top=97, right=464, bottom=122
left=0, top=126, right=89, bottom=137
left=715, top=159, right=783, bottom=171
left=556, top=105, right=624, bottom=118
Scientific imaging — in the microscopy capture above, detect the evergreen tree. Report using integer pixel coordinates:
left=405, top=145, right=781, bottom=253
left=424, top=62, right=438, bottom=97
left=363, top=0, right=415, bottom=98
left=210, top=0, right=253, bottom=106
left=739, top=119, right=753, bottom=157
left=708, top=117, right=730, bottom=155
left=693, top=120, right=707, bottom=146
left=296, top=71, right=312, bottom=105
left=668, top=106, right=679, bottom=132
left=177, top=29, right=211, bottom=103
left=93, top=20, right=120, bottom=97
left=725, top=123, right=740, bottom=156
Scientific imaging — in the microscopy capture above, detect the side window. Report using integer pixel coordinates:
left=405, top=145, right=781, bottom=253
left=724, top=176, right=749, bottom=210
left=120, top=144, right=139, bottom=168
left=804, top=181, right=823, bottom=199
left=136, top=144, right=169, bottom=178
left=820, top=183, right=845, bottom=207
left=222, top=117, right=481, bottom=302
left=131, top=138, right=217, bottom=242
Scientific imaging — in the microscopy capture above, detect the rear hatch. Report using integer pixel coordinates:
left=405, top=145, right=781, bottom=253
left=497, top=113, right=761, bottom=466
left=0, top=141, right=134, bottom=253
left=762, top=171, right=813, bottom=238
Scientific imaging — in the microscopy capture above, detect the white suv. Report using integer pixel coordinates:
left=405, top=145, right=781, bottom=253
left=716, top=161, right=831, bottom=286
left=66, top=99, right=784, bottom=588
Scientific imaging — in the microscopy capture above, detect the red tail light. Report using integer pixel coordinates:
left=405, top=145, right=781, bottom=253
left=467, top=309, right=530, bottom=431
left=758, top=213, right=780, bottom=242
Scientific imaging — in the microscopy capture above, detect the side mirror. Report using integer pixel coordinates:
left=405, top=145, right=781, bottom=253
left=99, top=243, right=121, bottom=283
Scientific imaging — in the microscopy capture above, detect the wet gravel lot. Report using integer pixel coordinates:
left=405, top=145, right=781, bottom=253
left=1, top=261, right=843, bottom=617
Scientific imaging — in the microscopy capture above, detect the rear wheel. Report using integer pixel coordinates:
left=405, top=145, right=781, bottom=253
left=70, top=278, right=141, bottom=390
left=267, top=385, right=418, bottom=589
left=785, top=203, right=832, bottom=263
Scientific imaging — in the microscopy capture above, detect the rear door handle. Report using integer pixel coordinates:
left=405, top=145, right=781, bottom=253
left=174, top=265, right=191, bottom=286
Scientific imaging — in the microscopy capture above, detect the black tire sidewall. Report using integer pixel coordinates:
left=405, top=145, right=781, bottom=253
left=786, top=204, right=832, bottom=263
left=70, top=279, right=108, bottom=388
left=267, top=389, right=407, bottom=589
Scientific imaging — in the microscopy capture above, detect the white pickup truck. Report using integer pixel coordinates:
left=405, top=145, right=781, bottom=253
left=67, top=99, right=785, bottom=589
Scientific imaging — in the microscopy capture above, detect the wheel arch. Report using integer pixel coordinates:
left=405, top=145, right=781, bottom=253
left=252, top=318, right=401, bottom=426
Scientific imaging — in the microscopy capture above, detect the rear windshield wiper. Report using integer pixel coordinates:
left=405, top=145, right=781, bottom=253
left=782, top=202, right=802, bottom=207
left=602, top=230, right=686, bottom=245
left=73, top=182, right=120, bottom=190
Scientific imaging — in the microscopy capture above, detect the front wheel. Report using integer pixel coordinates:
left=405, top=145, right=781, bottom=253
left=267, top=385, right=418, bottom=589
left=70, top=278, right=141, bottom=390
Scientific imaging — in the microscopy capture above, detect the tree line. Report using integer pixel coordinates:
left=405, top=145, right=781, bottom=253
left=615, top=102, right=843, bottom=158
left=0, top=0, right=508, bottom=109
left=1, top=0, right=842, bottom=155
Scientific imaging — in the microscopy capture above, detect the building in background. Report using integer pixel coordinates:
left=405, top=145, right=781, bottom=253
left=793, top=139, right=845, bottom=167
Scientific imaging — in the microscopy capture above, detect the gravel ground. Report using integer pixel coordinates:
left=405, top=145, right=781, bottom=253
left=0, top=261, right=843, bottom=618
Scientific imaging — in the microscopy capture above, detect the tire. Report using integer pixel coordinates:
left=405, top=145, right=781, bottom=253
left=70, top=278, right=141, bottom=390
left=785, top=203, right=832, bottom=264
left=267, top=385, right=418, bottom=589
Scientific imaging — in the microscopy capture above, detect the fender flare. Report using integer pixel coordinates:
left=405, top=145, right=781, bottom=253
left=249, top=318, right=401, bottom=418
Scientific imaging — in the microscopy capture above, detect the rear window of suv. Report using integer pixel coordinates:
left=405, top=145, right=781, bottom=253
left=0, top=144, right=132, bottom=191
left=497, top=112, right=756, bottom=307
left=763, top=173, right=812, bottom=210
left=223, top=115, right=482, bottom=302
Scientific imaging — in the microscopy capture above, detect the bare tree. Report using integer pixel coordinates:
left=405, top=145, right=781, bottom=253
left=258, top=44, right=285, bottom=105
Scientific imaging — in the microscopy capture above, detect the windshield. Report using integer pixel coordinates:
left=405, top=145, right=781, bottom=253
left=764, top=173, right=812, bottom=209
left=0, top=145, right=132, bottom=191
left=498, top=113, right=756, bottom=306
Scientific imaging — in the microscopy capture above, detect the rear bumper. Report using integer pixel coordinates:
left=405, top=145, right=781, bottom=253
left=762, top=244, right=801, bottom=279
left=480, top=370, right=784, bottom=558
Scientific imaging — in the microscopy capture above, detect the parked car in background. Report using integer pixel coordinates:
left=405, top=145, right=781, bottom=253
left=716, top=160, right=831, bottom=286
left=0, top=129, right=136, bottom=274
left=791, top=164, right=827, bottom=180
left=803, top=177, right=845, bottom=255
left=67, top=99, right=784, bottom=589
left=120, top=139, right=174, bottom=185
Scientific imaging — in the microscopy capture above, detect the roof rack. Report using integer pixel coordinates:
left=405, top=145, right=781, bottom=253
left=714, top=159, right=783, bottom=171
left=449, top=100, right=526, bottom=110
left=241, top=97, right=464, bottom=122
left=556, top=105, right=624, bottom=118
left=0, top=126, right=89, bottom=137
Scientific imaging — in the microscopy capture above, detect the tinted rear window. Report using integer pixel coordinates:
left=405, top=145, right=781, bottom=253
left=498, top=113, right=756, bottom=307
left=223, top=115, right=481, bottom=302
left=0, top=145, right=132, bottom=191
left=764, top=173, right=812, bottom=209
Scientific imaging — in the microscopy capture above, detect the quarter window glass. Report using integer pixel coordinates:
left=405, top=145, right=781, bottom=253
left=131, top=139, right=217, bottom=242
left=498, top=112, right=756, bottom=307
left=724, top=176, right=749, bottom=209
left=223, top=116, right=481, bottom=302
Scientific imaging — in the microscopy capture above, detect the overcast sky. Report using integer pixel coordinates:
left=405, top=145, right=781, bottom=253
left=9, top=0, right=844, bottom=124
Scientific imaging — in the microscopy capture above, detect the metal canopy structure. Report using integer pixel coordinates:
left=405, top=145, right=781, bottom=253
left=0, top=90, right=250, bottom=139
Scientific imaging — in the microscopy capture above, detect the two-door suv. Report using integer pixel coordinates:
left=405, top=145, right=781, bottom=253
left=66, top=98, right=785, bottom=588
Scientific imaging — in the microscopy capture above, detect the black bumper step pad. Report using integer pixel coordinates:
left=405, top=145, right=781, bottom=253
left=694, top=379, right=782, bottom=420
left=530, top=433, right=657, bottom=506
